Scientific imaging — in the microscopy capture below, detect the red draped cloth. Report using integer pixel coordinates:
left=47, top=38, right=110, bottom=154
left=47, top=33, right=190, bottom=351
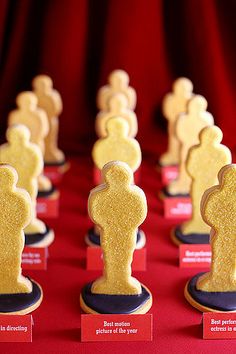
left=0, top=0, right=235, bottom=155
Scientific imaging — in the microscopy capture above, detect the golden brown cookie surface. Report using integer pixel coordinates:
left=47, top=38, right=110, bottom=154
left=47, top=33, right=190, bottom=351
left=92, top=117, right=141, bottom=172
left=97, top=70, right=136, bottom=111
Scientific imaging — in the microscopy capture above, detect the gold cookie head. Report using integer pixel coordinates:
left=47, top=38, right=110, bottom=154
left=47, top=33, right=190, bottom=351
left=92, top=116, right=141, bottom=172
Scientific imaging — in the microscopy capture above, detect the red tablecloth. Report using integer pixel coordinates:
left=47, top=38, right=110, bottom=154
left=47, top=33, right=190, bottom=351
left=1, top=156, right=235, bottom=353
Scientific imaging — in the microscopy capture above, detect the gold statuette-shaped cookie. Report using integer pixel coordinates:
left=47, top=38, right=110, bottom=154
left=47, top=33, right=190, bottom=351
left=80, top=161, right=152, bottom=314
left=97, top=70, right=136, bottom=111
left=159, top=77, right=193, bottom=167
left=95, top=93, right=138, bottom=138
left=0, top=125, right=54, bottom=247
left=87, top=117, right=145, bottom=249
left=32, top=74, right=65, bottom=165
left=0, top=164, right=43, bottom=314
left=92, top=116, right=141, bottom=172
left=8, top=91, right=53, bottom=194
left=185, top=164, right=236, bottom=312
left=164, top=95, right=214, bottom=197
left=171, top=126, right=232, bottom=245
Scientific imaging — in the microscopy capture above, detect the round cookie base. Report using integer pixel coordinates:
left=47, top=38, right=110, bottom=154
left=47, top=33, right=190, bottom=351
left=84, top=229, right=146, bottom=250
left=45, top=160, right=70, bottom=174
left=159, top=186, right=190, bottom=200
left=184, top=273, right=236, bottom=313
left=171, top=226, right=210, bottom=246
left=0, top=279, right=43, bottom=315
left=37, top=185, right=59, bottom=199
left=80, top=283, right=152, bottom=315
left=25, top=226, right=55, bottom=248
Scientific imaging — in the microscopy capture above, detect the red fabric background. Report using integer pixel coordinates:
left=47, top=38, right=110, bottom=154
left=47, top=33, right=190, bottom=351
left=0, top=0, right=236, bottom=154
left=0, top=1, right=236, bottom=352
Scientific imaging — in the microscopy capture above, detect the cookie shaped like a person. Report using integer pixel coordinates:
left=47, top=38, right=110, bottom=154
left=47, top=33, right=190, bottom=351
left=171, top=126, right=232, bottom=245
left=164, top=95, right=214, bottom=197
left=80, top=161, right=152, bottom=314
left=87, top=116, right=145, bottom=249
left=95, top=93, right=138, bottom=138
left=185, top=164, right=236, bottom=312
left=8, top=91, right=53, bottom=195
left=97, top=69, right=136, bottom=111
left=0, top=125, right=54, bottom=247
left=0, top=164, right=43, bottom=314
left=159, top=77, right=193, bottom=167
left=32, top=74, right=66, bottom=166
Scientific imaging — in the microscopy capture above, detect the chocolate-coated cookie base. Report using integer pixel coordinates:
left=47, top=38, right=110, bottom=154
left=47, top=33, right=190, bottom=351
left=185, top=272, right=236, bottom=312
left=171, top=226, right=210, bottom=246
left=85, top=227, right=146, bottom=249
left=80, top=282, right=152, bottom=314
left=160, top=186, right=190, bottom=199
left=37, top=184, right=56, bottom=198
left=25, top=224, right=54, bottom=247
left=0, top=279, right=43, bottom=315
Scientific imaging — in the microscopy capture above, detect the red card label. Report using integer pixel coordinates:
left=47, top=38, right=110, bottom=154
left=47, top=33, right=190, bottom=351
left=37, top=196, right=59, bottom=218
left=161, top=166, right=178, bottom=185
left=0, top=315, right=32, bottom=342
left=81, top=314, right=152, bottom=342
left=164, top=197, right=192, bottom=219
left=179, top=244, right=211, bottom=268
left=44, top=166, right=63, bottom=184
left=86, top=247, right=146, bottom=271
left=22, top=247, right=48, bottom=270
left=203, top=313, right=236, bottom=339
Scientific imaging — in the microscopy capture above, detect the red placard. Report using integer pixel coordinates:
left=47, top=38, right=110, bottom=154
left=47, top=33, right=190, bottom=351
left=203, top=312, right=236, bottom=339
left=179, top=244, right=211, bottom=268
left=81, top=314, right=153, bottom=342
left=0, top=315, right=32, bottom=342
left=164, top=197, right=192, bottom=219
left=44, top=166, right=63, bottom=184
left=161, top=166, right=178, bottom=185
left=22, top=247, right=48, bottom=270
left=37, top=195, right=59, bottom=218
left=86, top=247, right=146, bottom=271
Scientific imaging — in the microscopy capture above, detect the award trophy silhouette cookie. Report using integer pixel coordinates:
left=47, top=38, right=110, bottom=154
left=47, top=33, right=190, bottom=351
left=0, top=164, right=43, bottom=314
left=0, top=125, right=54, bottom=247
left=86, top=116, right=145, bottom=249
left=171, top=126, right=232, bottom=245
left=95, top=93, right=138, bottom=138
left=32, top=74, right=67, bottom=170
left=8, top=91, right=54, bottom=197
left=159, top=77, right=193, bottom=167
left=185, top=164, right=236, bottom=312
left=162, top=95, right=214, bottom=198
left=80, top=161, right=152, bottom=314
left=97, top=69, right=136, bottom=111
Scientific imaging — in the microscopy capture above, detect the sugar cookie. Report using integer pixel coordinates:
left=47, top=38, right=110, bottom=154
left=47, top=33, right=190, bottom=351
left=159, top=77, right=193, bottom=167
left=92, top=116, right=141, bottom=172
left=164, top=95, right=214, bottom=197
left=185, top=164, right=236, bottom=312
left=0, top=125, right=54, bottom=247
left=8, top=91, right=53, bottom=195
left=80, top=161, right=152, bottom=314
left=32, top=74, right=65, bottom=165
left=0, top=164, right=42, bottom=314
left=95, top=93, right=138, bottom=138
left=97, top=70, right=136, bottom=111
left=171, top=126, right=232, bottom=245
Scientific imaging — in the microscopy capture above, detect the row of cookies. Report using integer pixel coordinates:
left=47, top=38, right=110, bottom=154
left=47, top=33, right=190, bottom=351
left=80, top=70, right=153, bottom=314
left=0, top=76, right=66, bottom=315
left=159, top=78, right=236, bottom=312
